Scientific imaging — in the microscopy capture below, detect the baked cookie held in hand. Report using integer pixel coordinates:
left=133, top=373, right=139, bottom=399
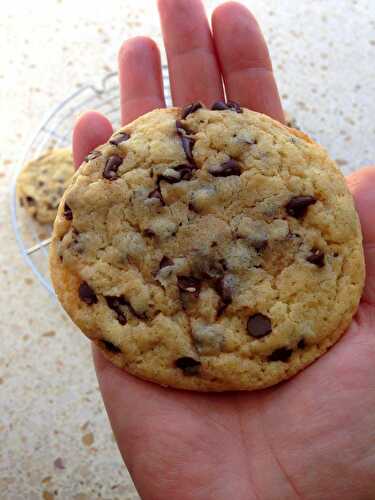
left=49, top=104, right=365, bottom=391
left=17, top=148, right=74, bottom=224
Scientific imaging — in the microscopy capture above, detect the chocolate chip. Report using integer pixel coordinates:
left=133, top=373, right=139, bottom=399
left=205, top=259, right=226, bottom=279
left=180, top=135, right=195, bottom=165
left=306, top=249, right=325, bottom=267
left=109, top=132, right=130, bottom=146
left=286, top=195, right=317, bottom=218
left=176, top=120, right=191, bottom=135
left=159, top=256, right=173, bottom=269
left=214, top=273, right=234, bottom=317
left=174, top=163, right=196, bottom=180
left=25, top=196, right=36, bottom=205
left=244, top=138, right=257, bottom=146
left=103, top=155, right=122, bottom=180
left=84, top=150, right=101, bottom=162
left=226, top=100, right=243, bottom=113
left=177, top=276, right=201, bottom=297
left=268, top=347, right=293, bottom=362
left=252, top=239, right=268, bottom=251
left=148, top=186, right=164, bottom=205
left=208, top=159, right=241, bottom=177
left=78, top=282, right=98, bottom=305
left=158, top=169, right=181, bottom=184
left=101, top=340, right=122, bottom=354
left=105, top=296, right=127, bottom=325
left=215, top=275, right=233, bottom=304
left=63, top=203, right=73, bottom=220
left=211, top=100, right=243, bottom=113
left=297, top=338, right=306, bottom=349
left=211, top=100, right=229, bottom=111
left=175, top=356, right=201, bottom=375
left=247, top=313, right=272, bottom=338
left=181, top=102, right=202, bottom=119
left=159, top=164, right=196, bottom=184
left=143, top=228, right=155, bottom=237
left=176, top=121, right=196, bottom=165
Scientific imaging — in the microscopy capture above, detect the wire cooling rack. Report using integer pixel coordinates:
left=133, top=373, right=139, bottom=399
left=11, top=67, right=172, bottom=296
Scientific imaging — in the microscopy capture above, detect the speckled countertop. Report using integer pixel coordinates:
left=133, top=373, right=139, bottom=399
left=1, top=1, right=374, bottom=499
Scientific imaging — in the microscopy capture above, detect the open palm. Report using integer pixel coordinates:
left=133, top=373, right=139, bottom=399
left=73, top=2, right=375, bottom=499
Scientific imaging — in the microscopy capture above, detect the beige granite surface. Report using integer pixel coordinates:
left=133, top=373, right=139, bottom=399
left=1, top=1, right=374, bottom=499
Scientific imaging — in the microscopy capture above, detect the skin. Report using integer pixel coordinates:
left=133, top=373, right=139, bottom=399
left=72, top=2, right=375, bottom=499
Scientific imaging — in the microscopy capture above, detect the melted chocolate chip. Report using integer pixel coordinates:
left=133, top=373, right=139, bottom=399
left=247, top=313, right=272, bottom=338
left=181, top=102, right=202, bottom=119
left=105, top=296, right=127, bottom=325
left=297, top=338, right=306, bottom=349
left=215, top=275, right=233, bottom=304
left=215, top=274, right=233, bottom=317
left=78, top=282, right=98, bottom=305
left=208, top=159, right=241, bottom=177
left=63, top=203, right=73, bottom=220
left=211, top=100, right=230, bottom=111
left=159, top=164, right=196, bottom=184
left=175, top=163, right=196, bottom=180
left=109, top=132, right=130, bottom=146
left=205, top=259, right=226, bottom=279
left=25, top=196, right=36, bottom=206
left=268, top=347, right=293, bottom=362
left=180, top=135, right=195, bottom=165
left=176, top=120, right=191, bottom=135
left=148, top=186, right=164, bottom=205
left=211, top=100, right=243, bottom=113
left=226, top=100, right=243, bottom=113
left=177, top=276, right=201, bottom=297
left=176, top=120, right=196, bottom=165
left=286, top=196, right=317, bottom=218
left=103, top=155, right=123, bottom=180
left=252, top=238, right=268, bottom=251
left=175, top=356, right=201, bottom=375
left=101, top=340, right=122, bottom=354
left=306, top=249, right=325, bottom=267
left=143, top=228, right=155, bottom=237
left=84, top=150, right=101, bottom=162
left=158, top=170, right=181, bottom=184
left=159, top=256, right=173, bottom=269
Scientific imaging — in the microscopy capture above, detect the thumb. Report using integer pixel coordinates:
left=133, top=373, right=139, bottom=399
left=347, top=166, right=375, bottom=305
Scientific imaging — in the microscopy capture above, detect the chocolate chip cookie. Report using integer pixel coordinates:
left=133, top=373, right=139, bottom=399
left=49, top=103, right=364, bottom=391
left=17, top=148, right=74, bottom=224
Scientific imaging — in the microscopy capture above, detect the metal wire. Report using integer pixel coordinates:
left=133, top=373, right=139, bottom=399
left=11, top=67, right=172, bottom=296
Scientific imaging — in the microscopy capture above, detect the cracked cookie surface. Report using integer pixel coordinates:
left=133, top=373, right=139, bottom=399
left=17, top=148, right=74, bottom=224
left=50, top=105, right=364, bottom=391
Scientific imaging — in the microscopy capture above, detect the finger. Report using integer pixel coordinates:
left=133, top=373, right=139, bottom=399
left=72, top=111, right=113, bottom=168
left=212, top=1, right=284, bottom=122
left=157, top=0, right=224, bottom=106
left=119, top=36, right=165, bottom=125
left=347, top=166, right=375, bottom=305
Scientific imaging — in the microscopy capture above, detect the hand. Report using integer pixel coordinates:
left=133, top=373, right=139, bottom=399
left=72, top=2, right=375, bottom=499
